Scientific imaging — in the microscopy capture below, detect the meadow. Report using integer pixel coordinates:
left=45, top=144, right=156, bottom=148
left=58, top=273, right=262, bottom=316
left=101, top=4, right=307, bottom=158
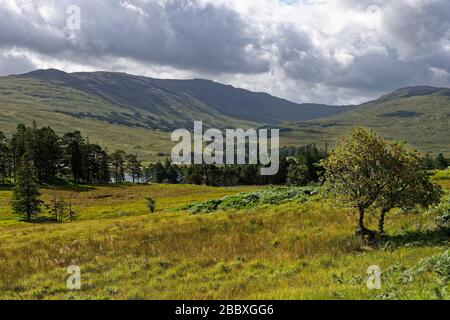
left=0, top=177, right=448, bottom=300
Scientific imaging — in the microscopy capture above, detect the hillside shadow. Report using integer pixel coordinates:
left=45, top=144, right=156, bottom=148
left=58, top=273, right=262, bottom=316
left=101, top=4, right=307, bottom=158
left=2, top=182, right=146, bottom=193
left=41, top=184, right=96, bottom=192
left=383, top=227, right=450, bottom=249
left=0, top=185, right=14, bottom=191
left=20, top=216, right=58, bottom=224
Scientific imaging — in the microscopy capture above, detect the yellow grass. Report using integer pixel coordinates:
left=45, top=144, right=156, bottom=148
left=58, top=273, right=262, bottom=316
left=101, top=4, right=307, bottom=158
left=0, top=181, right=448, bottom=300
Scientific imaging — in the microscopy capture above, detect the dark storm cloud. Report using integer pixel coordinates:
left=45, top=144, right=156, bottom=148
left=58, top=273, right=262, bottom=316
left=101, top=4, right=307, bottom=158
left=0, top=0, right=449, bottom=103
left=0, top=0, right=270, bottom=74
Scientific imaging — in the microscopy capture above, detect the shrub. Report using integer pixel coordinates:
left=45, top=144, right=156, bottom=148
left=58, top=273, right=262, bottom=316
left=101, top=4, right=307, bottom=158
left=435, top=192, right=450, bottom=228
left=188, top=199, right=222, bottom=214
left=146, top=197, right=156, bottom=213
left=381, top=250, right=450, bottom=299
left=186, top=187, right=318, bottom=214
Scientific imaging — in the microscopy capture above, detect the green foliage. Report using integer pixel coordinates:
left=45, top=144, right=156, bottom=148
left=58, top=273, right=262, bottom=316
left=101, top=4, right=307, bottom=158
left=188, top=199, right=222, bottom=213
left=434, top=153, right=449, bottom=170
left=0, top=131, right=10, bottom=184
left=321, top=127, right=442, bottom=235
left=110, top=150, right=126, bottom=183
left=374, top=142, right=442, bottom=234
left=434, top=192, right=450, bottom=228
left=186, top=186, right=318, bottom=214
left=11, top=154, right=42, bottom=221
left=381, top=250, right=450, bottom=299
left=320, top=127, right=390, bottom=233
left=126, top=154, right=143, bottom=183
left=146, top=197, right=156, bottom=213
left=287, top=162, right=310, bottom=186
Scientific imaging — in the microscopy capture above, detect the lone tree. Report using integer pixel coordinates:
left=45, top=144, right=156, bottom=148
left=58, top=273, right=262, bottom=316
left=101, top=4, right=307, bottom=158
left=375, top=143, right=442, bottom=234
left=321, top=127, right=443, bottom=237
left=11, top=153, right=42, bottom=221
left=320, top=128, right=391, bottom=236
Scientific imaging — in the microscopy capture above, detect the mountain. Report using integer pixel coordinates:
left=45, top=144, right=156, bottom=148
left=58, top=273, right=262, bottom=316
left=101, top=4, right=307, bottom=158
left=283, top=86, right=450, bottom=155
left=4, top=69, right=346, bottom=130
left=0, top=69, right=448, bottom=159
left=0, top=68, right=348, bottom=160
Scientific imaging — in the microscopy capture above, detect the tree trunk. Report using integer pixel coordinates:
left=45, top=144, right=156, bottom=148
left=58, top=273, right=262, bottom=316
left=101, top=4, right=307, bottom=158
left=358, top=208, right=367, bottom=231
left=379, top=209, right=387, bottom=235
left=356, top=207, right=367, bottom=235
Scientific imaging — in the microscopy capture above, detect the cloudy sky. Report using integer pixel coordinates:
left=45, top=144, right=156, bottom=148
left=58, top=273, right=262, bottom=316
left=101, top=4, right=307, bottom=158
left=0, top=0, right=449, bottom=104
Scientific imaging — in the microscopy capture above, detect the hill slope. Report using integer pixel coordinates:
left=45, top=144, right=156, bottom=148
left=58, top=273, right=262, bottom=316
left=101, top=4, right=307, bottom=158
left=0, top=69, right=448, bottom=157
left=0, top=69, right=348, bottom=159
left=283, top=86, right=450, bottom=154
left=3, top=69, right=345, bottom=130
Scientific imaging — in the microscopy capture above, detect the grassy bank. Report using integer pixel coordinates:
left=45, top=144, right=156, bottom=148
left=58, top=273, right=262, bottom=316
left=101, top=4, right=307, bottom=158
left=0, top=180, right=448, bottom=300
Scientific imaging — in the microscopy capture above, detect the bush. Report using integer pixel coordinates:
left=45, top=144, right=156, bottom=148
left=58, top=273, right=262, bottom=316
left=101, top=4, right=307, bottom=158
left=146, top=197, right=156, bottom=213
left=381, top=250, right=450, bottom=299
left=187, top=199, right=222, bottom=214
left=219, top=193, right=260, bottom=210
left=186, top=187, right=318, bottom=214
left=435, top=192, right=450, bottom=228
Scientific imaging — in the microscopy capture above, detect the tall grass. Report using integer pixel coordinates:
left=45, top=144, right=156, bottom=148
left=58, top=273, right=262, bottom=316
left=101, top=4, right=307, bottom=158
left=0, top=182, right=448, bottom=299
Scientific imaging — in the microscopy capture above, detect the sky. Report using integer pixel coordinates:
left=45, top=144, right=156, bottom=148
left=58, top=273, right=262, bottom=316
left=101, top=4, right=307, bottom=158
left=0, top=0, right=449, bottom=105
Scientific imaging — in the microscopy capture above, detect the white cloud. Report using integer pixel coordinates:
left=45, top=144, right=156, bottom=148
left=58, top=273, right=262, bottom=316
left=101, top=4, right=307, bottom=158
left=0, top=0, right=449, bottom=104
left=0, top=49, right=36, bottom=76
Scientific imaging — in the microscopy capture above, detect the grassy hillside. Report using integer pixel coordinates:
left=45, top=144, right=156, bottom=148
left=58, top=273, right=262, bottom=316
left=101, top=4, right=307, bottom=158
left=0, top=75, right=176, bottom=161
left=282, top=86, right=450, bottom=155
left=1, top=70, right=448, bottom=158
left=0, top=69, right=346, bottom=132
left=0, top=69, right=349, bottom=160
left=0, top=178, right=448, bottom=300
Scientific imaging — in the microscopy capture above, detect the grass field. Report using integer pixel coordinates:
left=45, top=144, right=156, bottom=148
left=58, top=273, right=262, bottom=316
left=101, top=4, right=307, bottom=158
left=0, top=178, right=448, bottom=300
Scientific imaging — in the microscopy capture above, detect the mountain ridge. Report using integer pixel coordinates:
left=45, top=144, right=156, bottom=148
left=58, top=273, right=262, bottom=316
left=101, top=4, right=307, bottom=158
left=0, top=69, right=448, bottom=159
left=18, top=69, right=347, bottom=127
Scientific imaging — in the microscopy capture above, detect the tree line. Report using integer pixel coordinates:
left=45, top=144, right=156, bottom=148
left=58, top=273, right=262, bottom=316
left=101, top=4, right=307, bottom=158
left=0, top=124, right=330, bottom=187
left=2, top=124, right=447, bottom=188
left=145, top=145, right=327, bottom=186
left=0, top=124, right=111, bottom=184
left=421, top=153, right=449, bottom=170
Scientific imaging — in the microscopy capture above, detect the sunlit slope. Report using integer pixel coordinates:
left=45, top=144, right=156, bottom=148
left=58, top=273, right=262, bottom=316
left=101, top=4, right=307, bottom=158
left=283, top=86, right=450, bottom=155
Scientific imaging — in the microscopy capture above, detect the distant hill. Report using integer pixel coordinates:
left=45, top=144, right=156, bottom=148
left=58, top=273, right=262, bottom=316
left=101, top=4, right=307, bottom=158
left=282, top=86, right=450, bottom=155
left=2, top=69, right=346, bottom=130
left=0, top=69, right=448, bottom=158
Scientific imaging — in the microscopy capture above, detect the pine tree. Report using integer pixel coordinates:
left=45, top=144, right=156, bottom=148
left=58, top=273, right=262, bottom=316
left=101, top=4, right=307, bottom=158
left=111, top=150, right=126, bottom=183
left=31, top=126, right=61, bottom=183
left=127, top=154, right=143, bottom=183
left=61, top=131, right=85, bottom=182
left=435, top=153, right=449, bottom=170
left=0, top=131, right=10, bottom=184
left=11, top=153, right=42, bottom=222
